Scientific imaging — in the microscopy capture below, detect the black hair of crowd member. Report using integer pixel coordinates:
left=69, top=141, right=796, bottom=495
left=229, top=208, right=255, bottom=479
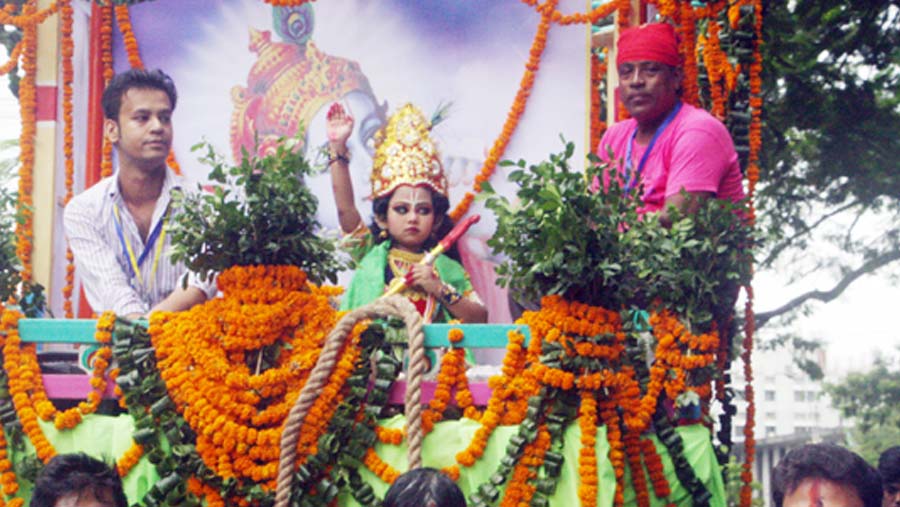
left=383, top=467, right=466, bottom=507
left=31, top=452, right=128, bottom=507
left=772, top=443, right=882, bottom=507
left=880, top=446, right=900, bottom=486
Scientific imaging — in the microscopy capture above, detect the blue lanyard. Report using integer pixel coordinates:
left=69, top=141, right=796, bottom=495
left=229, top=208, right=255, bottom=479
left=112, top=203, right=168, bottom=287
left=624, top=101, right=683, bottom=193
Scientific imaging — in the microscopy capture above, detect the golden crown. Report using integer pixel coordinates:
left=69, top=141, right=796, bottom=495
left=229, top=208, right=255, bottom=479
left=371, top=103, right=448, bottom=199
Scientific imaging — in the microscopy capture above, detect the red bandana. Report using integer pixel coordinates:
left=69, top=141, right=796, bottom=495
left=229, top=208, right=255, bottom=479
left=616, top=23, right=680, bottom=67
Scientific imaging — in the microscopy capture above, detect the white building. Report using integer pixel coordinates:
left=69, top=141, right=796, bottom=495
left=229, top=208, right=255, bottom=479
left=731, top=346, right=846, bottom=442
left=729, top=345, right=852, bottom=506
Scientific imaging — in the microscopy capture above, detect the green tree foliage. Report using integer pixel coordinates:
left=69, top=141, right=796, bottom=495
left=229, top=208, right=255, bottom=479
left=827, top=356, right=900, bottom=464
left=723, top=458, right=764, bottom=507
left=168, top=138, right=346, bottom=285
left=827, top=356, right=900, bottom=433
left=484, top=141, right=753, bottom=332
left=0, top=139, right=19, bottom=302
left=755, top=1, right=900, bottom=327
left=0, top=188, right=16, bottom=302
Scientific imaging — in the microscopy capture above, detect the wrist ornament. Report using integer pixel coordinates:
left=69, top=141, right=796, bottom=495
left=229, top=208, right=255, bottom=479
left=439, top=283, right=462, bottom=306
left=327, top=148, right=350, bottom=166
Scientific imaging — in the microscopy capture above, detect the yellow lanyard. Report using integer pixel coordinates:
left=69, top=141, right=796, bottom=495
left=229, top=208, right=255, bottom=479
left=112, top=203, right=168, bottom=292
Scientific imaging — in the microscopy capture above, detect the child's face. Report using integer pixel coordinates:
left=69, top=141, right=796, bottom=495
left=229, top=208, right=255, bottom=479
left=379, top=185, right=438, bottom=253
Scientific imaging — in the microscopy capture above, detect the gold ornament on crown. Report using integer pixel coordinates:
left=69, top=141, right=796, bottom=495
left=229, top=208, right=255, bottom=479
left=371, top=103, right=448, bottom=199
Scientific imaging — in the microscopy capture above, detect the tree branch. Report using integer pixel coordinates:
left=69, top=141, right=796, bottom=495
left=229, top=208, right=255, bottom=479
left=760, top=200, right=862, bottom=268
left=755, top=249, right=900, bottom=328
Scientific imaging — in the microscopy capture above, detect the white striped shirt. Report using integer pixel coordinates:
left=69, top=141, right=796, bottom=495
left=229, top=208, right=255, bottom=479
left=64, top=167, right=216, bottom=315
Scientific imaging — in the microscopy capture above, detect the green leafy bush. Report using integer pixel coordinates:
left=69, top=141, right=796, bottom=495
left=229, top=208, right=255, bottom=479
left=484, top=140, right=753, bottom=330
left=169, top=138, right=345, bottom=284
left=0, top=185, right=18, bottom=302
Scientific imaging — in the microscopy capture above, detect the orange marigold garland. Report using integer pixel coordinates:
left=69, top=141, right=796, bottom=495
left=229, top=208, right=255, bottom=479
left=600, top=397, right=626, bottom=506
left=590, top=47, right=609, bottom=154
left=14, top=0, right=37, bottom=283
left=186, top=476, right=225, bottom=507
left=0, top=1, right=58, bottom=27
left=99, top=3, right=114, bottom=178
left=498, top=424, right=551, bottom=507
left=640, top=438, right=672, bottom=499
left=577, top=390, right=599, bottom=507
left=623, top=431, right=651, bottom=507
left=150, top=265, right=356, bottom=489
left=0, top=423, right=22, bottom=506
left=455, top=328, right=535, bottom=469
left=113, top=5, right=143, bottom=70
left=0, top=307, right=115, bottom=471
left=0, top=41, right=22, bottom=75
left=60, top=0, right=75, bottom=317
left=450, top=0, right=559, bottom=220
left=116, top=442, right=145, bottom=478
left=1, top=308, right=54, bottom=462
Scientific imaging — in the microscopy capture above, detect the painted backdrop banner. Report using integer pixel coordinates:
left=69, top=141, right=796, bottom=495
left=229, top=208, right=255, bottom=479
left=61, top=0, right=591, bottom=325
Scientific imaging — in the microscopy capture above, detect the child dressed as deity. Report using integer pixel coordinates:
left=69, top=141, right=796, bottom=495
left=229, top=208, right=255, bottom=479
left=326, top=102, right=487, bottom=324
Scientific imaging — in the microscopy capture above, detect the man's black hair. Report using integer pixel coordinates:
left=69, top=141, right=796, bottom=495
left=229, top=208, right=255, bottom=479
left=101, top=68, right=177, bottom=121
left=30, top=453, right=128, bottom=507
left=772, top=443, right=882, bottom=507
left=369, top=190, right=459, bottom=261
left=880, top=446, right=900, bottom=486
left=383, top=467, right=466, bottom=507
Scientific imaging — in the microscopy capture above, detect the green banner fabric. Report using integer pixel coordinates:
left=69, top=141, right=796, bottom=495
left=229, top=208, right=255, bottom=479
left=7, top=415, right=724, bottom=507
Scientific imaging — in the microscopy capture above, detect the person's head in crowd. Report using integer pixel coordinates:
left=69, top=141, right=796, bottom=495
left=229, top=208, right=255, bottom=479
left=879, top=446, right=900, bottom=507
left=382, top=467, right=466, bottom=507
left=101, top=68, right=177, bottom=122
left=30, top=453, right=128, bottom=507
left=772, top=443, right=882, bottom=507
left=101, top=68, right=177, bottom=173
left=615, top=22, right=683, bottom=126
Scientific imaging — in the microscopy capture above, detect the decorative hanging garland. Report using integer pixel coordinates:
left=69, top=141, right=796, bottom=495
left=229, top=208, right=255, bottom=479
left=0, top=2, right=58, bottom=27
left=640, top=438, right=672, bottom=499
left=13, top=0, right=37, bottom=283
left=113, top=5, right=144, bottom=70
left=60, top=0, right=75, bottom=318
left=149, top=266, right=352, bottom=489
left=0, top=431, right=24, bottom=507
left=99, top=3, right=114, bottom=179
left=589, top=47, right=608, bottom=154
left=0, top=308, right=144, bottom=479
left=0, top=41, right=21, bottom=75
left=0, top=309, right=114, bottom=458
left=1, top=288, right=730, bottom=506
left=577, top=389, right=598, bottom=507
left=450, top=0, right=559, bottom=220
left=0, top=2, right=763, bottom=506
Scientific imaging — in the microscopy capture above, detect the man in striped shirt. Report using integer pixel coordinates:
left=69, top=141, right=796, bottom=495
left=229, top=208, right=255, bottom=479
left=64, top=69, right=215, bottom=319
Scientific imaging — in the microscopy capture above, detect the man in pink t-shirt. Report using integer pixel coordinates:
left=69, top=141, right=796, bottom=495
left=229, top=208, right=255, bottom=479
left=597, top=23, right=745, bottom=225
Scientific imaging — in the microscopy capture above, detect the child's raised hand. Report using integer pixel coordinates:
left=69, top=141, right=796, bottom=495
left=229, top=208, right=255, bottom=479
left=326, top=102, right=354, bottom=150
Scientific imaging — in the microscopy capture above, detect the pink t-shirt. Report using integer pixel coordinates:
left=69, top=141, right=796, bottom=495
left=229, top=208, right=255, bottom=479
left=596, top=102, right=745, bottom=214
